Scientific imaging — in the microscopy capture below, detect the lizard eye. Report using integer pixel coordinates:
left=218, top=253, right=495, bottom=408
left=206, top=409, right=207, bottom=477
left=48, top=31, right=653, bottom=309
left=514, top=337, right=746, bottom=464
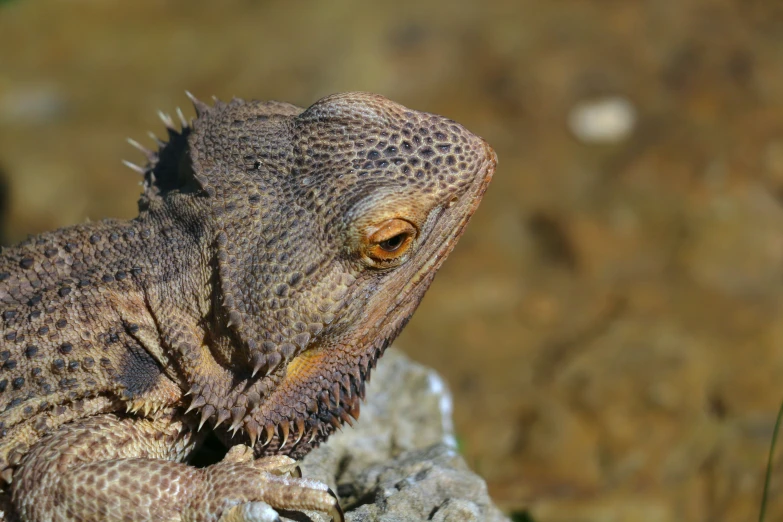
left=363, top=219, right=417, bottom=265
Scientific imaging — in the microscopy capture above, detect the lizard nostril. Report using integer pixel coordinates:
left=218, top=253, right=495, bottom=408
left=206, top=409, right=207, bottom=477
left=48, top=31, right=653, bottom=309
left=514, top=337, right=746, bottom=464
left=446, top=196, right=459, bottom=208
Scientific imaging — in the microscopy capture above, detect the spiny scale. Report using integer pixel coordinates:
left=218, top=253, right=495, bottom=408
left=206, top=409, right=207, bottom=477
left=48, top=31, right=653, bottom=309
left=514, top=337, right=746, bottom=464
left=157, top=111, right=176, bottom=130
left=229, top=407, right=245, bottom=433
left=121, top=159, right=145, bottom=175
left=213, top=408, right=231, bottom=429
left=198, top=405, right=215, bottom=431
left=147, top=131, right=166, bottom=147
left=126, top=138, right=156, bottom=161
left=294, top=418, right=305, bottom=445
left=246, top=420, right=260, bottom=447
left=185, top=90, right=211, bottom=117
left=175, top=107, right=188, bottom=128
left=278, top=422, right=289, bottom=448
left=251, top=352, right=267, bottom=378
left=262, top=423, right=275, bottom=447
left=185, top=395, right=206, bottom=414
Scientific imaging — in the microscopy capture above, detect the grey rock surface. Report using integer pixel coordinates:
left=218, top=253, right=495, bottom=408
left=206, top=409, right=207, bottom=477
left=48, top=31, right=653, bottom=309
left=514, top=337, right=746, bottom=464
left=286, top=348, right=508, bottom=522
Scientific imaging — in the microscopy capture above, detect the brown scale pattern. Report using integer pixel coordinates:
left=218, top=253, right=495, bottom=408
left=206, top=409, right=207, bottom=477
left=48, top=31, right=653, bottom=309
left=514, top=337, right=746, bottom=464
left=0, top=91, right=495, bottom=520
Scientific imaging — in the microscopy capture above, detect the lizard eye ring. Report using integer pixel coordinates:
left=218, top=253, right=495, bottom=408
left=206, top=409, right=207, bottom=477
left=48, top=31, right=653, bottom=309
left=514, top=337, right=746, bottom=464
left=362, top=219, right=417, bottom=265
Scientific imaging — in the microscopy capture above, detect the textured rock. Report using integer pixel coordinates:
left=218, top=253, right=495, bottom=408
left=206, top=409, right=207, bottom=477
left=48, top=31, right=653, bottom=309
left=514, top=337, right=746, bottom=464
left=288, top=348, right=507, bottom=522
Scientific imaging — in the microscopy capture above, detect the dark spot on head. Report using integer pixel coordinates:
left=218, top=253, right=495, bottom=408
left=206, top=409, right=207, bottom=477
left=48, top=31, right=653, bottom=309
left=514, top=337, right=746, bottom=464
left=24, top=345, right=38, bottom=358
left=3, top=360, right=16, bottom=370
left=59, top=378, right=77, bottom=389
left=12, top=377, right=24, bottom=390
left=58, top=287, right=71, bottom=298
left=19, top=258, right=33, bottom=269
left=59, top=343, right=72, bottom=354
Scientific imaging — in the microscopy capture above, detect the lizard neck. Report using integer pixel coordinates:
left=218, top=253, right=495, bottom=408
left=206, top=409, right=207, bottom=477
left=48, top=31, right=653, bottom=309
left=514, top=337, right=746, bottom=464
left=130, top=197, right=219, bottom=385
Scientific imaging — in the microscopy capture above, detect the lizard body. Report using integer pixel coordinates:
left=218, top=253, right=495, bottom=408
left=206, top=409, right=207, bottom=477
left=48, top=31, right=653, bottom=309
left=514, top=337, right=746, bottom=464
left=0, top=92, right=496, bottom=521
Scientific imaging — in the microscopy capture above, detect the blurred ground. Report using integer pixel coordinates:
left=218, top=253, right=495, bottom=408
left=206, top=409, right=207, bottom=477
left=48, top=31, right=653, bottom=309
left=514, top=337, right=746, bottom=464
left=2, top=1, right=783, bottom=520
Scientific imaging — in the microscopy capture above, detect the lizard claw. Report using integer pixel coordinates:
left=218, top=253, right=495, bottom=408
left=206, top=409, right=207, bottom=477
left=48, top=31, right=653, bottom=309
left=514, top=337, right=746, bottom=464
left=327, top=488, right=345, bottom=522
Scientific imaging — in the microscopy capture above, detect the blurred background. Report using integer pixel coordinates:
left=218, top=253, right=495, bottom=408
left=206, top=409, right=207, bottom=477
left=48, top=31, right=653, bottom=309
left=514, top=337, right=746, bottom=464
left=2, top=1, right=783, bottom=520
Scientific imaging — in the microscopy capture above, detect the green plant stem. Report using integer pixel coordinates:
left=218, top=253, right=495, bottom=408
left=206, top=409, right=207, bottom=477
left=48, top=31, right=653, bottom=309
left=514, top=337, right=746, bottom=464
left=760, top=398, right=783, bottom=522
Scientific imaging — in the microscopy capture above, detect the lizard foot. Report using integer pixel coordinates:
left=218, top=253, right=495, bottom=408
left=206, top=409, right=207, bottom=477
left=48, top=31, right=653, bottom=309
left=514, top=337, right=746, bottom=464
left=200, top=446, right=343, bottom=522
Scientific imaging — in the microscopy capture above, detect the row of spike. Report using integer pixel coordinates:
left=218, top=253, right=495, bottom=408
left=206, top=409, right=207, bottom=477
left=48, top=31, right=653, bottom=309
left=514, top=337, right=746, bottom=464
left=121, top=91, right=213, bottom=175
left=246, top=391, right=363, bottom=454
left=181, top=361, right=368, bottom=454
left=240, top=372, right=364, bottom=452
left=180, top=349, right=286, bottom=434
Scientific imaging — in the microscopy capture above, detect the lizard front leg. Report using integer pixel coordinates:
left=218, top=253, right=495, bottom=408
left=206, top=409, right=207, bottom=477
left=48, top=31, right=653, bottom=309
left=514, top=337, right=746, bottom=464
left=11, top=413, right=342, bottom=522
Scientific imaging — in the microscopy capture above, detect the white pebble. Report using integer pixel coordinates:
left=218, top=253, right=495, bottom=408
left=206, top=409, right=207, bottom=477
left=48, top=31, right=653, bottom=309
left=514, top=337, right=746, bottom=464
left=568, top=96, right=636, bottom=144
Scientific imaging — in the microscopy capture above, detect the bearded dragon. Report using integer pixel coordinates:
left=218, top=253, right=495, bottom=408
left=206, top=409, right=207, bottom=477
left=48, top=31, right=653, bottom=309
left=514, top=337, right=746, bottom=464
left=0, top=92, right=496, bottom=521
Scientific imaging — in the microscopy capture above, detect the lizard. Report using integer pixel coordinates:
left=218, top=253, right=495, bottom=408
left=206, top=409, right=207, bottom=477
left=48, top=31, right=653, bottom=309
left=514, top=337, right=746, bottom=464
left=0, top=91, right=496, bottom=521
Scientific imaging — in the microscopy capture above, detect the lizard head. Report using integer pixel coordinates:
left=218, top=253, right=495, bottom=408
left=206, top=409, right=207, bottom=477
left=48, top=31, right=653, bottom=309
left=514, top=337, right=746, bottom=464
left=157, top=92, right=495, bottom=453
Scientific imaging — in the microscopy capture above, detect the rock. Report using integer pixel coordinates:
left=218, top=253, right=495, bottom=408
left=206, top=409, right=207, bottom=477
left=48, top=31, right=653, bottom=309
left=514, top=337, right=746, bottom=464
left=286, top=348, right=508, bottom=522
left=344, top=445, right=506, bottom=522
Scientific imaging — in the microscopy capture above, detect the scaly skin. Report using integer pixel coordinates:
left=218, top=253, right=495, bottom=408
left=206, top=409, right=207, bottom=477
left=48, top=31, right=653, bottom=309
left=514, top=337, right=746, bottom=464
left=0, top=92, right=496, bottom=521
